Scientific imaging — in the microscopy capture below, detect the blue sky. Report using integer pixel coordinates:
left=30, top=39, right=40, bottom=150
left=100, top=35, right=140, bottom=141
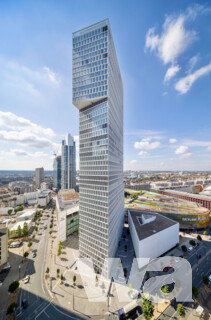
left=0, top=0, right=211, bottom=171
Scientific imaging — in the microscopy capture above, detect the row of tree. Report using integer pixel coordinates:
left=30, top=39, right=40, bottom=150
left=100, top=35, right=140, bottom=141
left=8, top=221, right=29, bottom=238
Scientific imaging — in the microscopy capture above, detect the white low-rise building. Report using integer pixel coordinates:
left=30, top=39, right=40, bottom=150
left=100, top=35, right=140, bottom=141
left=0, top=228, right=8, bottom=267
left=56, top=189, right=79, bottom=242
left=10, top=220, right=32, bottom=234
left=17, top=209, right=36, bottom=222
left=128, top=210, right=179, bottom=269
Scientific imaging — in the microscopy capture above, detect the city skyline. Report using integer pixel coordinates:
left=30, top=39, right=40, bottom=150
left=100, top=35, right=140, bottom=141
left=0, top=1, right=211, bottom=171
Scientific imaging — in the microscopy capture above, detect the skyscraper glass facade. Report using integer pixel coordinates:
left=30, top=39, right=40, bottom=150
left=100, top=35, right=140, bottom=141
left=53, top=156, right=61, bottom=190
left=61, top=134, right=76, bottom=190
left=73, top=19, right=124, bottom=276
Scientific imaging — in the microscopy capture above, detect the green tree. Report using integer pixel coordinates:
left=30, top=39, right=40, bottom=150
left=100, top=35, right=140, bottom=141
left=73, top=275, right=76, bottom=286
left=15, top=206, right=24, bottom=213
left=161, top=285, right=169, bottom=299
left=142, top=299, right=154, bottom=320
left=189, top=239, right=196, bottom=246
left=22, top=222, right=29, bottom=237
left=7, top=302, right=18, bottom=315
left=8, top=228, right=11, bottom=238
left=202, top=275, right=209, bottom=286
left=197, top=235, right=202, bottom=241
left=192, top=286, right=198, bottom=299
left=203, top=231, right=208, bottom=236
left=46, top=267, right=50, bottom=274
left=146, top=271, right=150, bottom=280
left=177, top=304, right=185, bottom=318
left=57, top=268, right=60, bottom=277
left=181, top=245, right=187, bottom=252
left=28, top=241, right=32, bottom=247
left=7, top=209, right=13, bottom=215
left=12, top=230, right=16, bottom=238
left=17, top=225, right=22, bottom=238
left=8, top=281, right=19, bottom=293
left=24, top=251, right=29, bottom=258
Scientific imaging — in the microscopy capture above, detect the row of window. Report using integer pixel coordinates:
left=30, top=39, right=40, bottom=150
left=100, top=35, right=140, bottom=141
left=73, top=58, right=108, bottom=74
left=73, top=31, right=108, bottom=49
left=73, top=54, right=107, bottom=69
left=73, top=25, right=107, bottom=44
left=73, top=47, right=107, bottom=65
left=73, top=86, right=107, bottom=98
left=73, top=69, right=107, bottom=84
left=73, top=80, right=107, bottom=93
left=73, top=74, right=107, bottom=89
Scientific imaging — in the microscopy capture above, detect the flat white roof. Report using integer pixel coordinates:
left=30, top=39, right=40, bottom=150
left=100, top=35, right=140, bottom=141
left=10, top=220, right=32, bottom=231
left=18, top=209, right=36, bottom=218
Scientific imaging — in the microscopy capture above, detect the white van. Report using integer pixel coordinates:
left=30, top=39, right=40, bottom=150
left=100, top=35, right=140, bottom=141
left=188, top=246, right=193, bottom=252
left=130, top=289, right=139, bottom=300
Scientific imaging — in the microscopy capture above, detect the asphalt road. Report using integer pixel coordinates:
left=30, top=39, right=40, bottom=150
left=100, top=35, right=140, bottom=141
left=16, top=208, right=85, bottom=320
left=157, top=240, right=211, bottom=319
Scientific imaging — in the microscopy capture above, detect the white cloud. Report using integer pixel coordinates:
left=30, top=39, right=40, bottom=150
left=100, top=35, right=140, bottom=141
left=0, top=130, right=55, bottom=149
left=175, top=145, right=189, bottom=154
left=0, top=111, right=55, bottom=137
left=138, top=151, right=149, bottom=157
left=130, top=160, right=138, bottom=164
left=175, top=62, right=211, bottom=94
left=145, top=14, right=196, bottom=65
left=44, top=66, right=60, bottom=85
left=183, top=139, right=211, bottom=147
left=1, top=149, right=49, bottom=158
left=164, top=65, right=180, bottom=82
left=162, top=91, right=168, bottom=96
left=160, top=162, right=164, bottom=166
left=175, top=145, right=193, bottom=158
left=169, top=138, right=177, bottom=143
left=207, top=146, right=211, bottom=151
left=180, top=152, right=193, bottom=158
left=187, top=55, right=199, bottom=73
left=134, top=139, right=160, bottom=150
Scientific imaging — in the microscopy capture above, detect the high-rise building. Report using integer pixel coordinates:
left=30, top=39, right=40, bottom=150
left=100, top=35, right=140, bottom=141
left=53, top=156, right=61, bottom=190
left=35, top=167, right=44, bottom=188
left=61, top=134, right=76, bottom=190
left=72, top=19, right=124, bottom=276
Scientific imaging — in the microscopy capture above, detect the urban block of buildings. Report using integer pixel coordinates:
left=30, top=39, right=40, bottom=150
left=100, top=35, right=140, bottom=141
left=72, top=19, right=124, bottom=276
left=125, top=190, right=210, bottom=230
left=160, top=189, right=211, bottom=211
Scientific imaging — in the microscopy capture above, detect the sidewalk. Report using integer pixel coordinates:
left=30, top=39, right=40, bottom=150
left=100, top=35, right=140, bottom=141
left=0, top=243, right=29, bottom=320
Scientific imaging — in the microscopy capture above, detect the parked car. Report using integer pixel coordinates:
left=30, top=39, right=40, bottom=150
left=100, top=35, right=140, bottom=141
left=163, top=266, right=172, bottom=272
left=44, top=226, right=47, bottom=230
left=32, top=252, right=36, bottom=258
left=22, top=299, right=28, bottom=309
left=24, top=275, right=30, bottom=284
left=188, top=246, right=193, bottom=252
left=130, top=289, right=140, bottom=300
left=193, top=243, right=199, bottom=249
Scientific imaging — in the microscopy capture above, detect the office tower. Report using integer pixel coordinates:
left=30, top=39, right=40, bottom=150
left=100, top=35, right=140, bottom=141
left=53, top=155, right=61, bottom=190
left=72, top=19, right=124, bottom=276
left=35, top=167, right=44, bottom=188
left=61, top=133, right=76, bottom=190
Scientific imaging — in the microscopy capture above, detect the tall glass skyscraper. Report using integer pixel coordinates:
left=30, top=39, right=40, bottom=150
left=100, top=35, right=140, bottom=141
left=53, top=155, right=61, bottom=190
left=72, top=19, right=124, bottom=276
left=61, top=134, right=76, bottom=190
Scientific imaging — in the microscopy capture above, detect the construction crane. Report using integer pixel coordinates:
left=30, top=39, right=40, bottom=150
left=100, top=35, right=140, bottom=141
left=53, top=144, right=60, bottom=157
